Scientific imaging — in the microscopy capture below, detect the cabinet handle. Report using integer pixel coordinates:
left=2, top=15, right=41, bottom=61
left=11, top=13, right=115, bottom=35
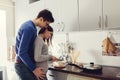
left=61, top=22, right=65, bottom=31
left=98, top=16, right=101, bottom=28
left=49, top=74, right=55, bottom=77
left=105, top=15, right=108, bottom=28
left=57, top=22, right=60, bottom=32
left=57, top=22, right=65, bottom=32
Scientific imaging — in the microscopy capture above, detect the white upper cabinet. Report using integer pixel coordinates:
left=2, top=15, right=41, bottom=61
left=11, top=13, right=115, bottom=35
left=60, top=0, right=79, bottom=32
left=15, top=0, right=120, bottom=33
left=79, top=0, right=102, bottom=31
left=45, top=0, right=79, bottom=32
left=79, top=0, right=120, bottom=31
left=103, top=0, right=120, bottom=30
left=15, top=0, right=79, bottom=33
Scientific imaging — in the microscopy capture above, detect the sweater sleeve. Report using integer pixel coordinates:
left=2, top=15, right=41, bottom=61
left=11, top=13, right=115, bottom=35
left=34, top=37, right=52, bottom=62
left=18, top=28, right=36, bottom=71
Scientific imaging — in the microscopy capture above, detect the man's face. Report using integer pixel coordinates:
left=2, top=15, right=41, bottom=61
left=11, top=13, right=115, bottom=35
left=38, top=17, right=50, bottom=28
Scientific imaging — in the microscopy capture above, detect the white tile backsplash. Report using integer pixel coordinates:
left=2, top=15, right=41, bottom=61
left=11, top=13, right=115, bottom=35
left=52, top=30, right=120, bottom=67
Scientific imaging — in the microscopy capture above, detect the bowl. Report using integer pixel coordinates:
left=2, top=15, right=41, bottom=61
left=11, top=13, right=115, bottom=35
left=53, top=61, right=66, bottom=68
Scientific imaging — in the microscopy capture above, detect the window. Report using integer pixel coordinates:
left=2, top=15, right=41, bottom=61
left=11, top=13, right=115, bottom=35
left=0, top=9, right=7, bottom=66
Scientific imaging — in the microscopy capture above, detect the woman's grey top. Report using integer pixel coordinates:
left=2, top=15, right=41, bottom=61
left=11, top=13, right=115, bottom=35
left=34, top=36, right=52, bottom=73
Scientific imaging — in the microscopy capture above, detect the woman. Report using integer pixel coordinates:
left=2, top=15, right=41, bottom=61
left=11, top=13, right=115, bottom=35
left=34, top=26, right=57, bottom=80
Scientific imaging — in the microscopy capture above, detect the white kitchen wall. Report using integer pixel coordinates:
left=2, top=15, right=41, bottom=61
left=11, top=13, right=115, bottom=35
left=50, top=32, right=67, bottom=58
left=52, top=30, right=120, bottom=67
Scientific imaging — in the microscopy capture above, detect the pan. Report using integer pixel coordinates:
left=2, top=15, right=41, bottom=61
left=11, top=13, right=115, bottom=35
left=68, top=63, right=102, bottom=74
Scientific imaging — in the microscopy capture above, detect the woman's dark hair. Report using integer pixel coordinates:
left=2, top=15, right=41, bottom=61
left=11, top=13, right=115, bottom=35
left=37, top=9, right=54, bottom=22
left=38, top=25, right=53, bottom=46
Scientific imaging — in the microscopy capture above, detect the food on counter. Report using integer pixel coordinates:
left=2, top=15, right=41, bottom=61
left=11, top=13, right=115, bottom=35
left=53, top=61, right=66, bottom=68
left=70, top=50, right=80, bottom=64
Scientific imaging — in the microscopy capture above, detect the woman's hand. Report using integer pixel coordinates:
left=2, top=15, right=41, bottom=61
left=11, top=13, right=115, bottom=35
left=51, top=56, right=58, bottom=61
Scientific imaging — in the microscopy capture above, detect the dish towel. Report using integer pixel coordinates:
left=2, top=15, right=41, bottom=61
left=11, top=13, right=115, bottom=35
left=102, top=37, right=116, bottom=53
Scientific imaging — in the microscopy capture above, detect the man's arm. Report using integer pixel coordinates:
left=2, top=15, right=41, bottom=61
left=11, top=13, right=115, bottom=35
left=18, top=28, right=36, bottom=71
left=18, top=28, right=45, bottom=79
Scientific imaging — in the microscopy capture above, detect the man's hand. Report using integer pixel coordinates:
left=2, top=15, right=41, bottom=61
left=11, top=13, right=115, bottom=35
left=33, top=67, right=45, bottom=80
left=51, top=56, right=58, bottom=61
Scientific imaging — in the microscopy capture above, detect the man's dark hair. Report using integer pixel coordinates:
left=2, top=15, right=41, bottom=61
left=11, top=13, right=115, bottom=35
left=37, top=9, right=54, bottom=22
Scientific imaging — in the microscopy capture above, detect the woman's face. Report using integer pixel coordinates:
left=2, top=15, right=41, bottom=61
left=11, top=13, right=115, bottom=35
left=44, top=30, right=53, bottom=39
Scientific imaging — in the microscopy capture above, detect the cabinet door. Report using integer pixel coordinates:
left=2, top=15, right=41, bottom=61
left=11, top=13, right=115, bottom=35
left=45, top=0, right=79, bottom=32
left=103, top=0, right=120, bottom=30
left=79, top=0, right=102, bottom=31
left=47, top=70, right=67, bottom=80
left=54, top=71, right=67, bottom=80
left=47, top=70, right=55, bottom=80
left=67, top=74, right=100, bottom=80
left=60, top=0, right=79, bottom=32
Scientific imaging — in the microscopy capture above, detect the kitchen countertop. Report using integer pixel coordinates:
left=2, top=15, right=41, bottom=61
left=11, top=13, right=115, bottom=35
left=48, top=63, right=120, bottom=80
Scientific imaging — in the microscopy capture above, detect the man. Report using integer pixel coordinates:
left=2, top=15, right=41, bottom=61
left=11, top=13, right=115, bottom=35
left=15, top=9, right=54, bottom=80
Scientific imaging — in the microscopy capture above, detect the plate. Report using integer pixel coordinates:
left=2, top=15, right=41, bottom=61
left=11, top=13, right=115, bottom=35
left=54, top=65, right=66, bottom=69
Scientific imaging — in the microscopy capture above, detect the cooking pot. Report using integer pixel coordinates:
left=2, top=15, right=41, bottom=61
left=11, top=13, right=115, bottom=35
left=68, top=63, right=102, bottom=74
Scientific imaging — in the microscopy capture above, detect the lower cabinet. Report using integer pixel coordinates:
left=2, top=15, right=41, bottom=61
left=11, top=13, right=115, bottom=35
left=47, top=70, right=101, bottom=80
left=47, top=70, right=55, bottom=80
left=47, top=70, right=68, bottom=80
left=67, top=74, right=100, bottom=80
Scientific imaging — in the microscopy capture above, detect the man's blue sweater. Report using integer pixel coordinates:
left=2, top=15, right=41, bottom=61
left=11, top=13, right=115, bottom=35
left=15, top=20, right=37, bottom=71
